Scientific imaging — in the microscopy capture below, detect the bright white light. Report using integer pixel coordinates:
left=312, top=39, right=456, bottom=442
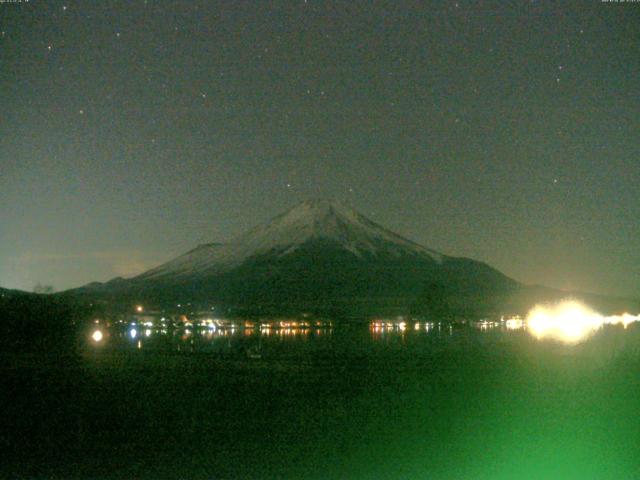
left=92, top=330, right=103, bottom=342
left=144, top=329, right=152, bottom=337
left=505, top=318, right=524, bottom=330
left=129, top=328, right=137, bottom=339
left=527, top=301, right=601, bottom=343
left=526, top=300, right=640, bottom=344
left=606, top=312, right=640, bottom=329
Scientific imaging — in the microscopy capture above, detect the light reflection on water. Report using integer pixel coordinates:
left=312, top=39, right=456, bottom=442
left=97, top=319, right=464, bottom=351
left=89, top=310, right=640, bottom=358
left=76, top=311, right=640, bottom=480
left=90, top=322, right=479, bottom=360
left=91, top=322, right=337, bottom=356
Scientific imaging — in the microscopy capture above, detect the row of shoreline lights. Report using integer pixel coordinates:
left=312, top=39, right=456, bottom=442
left=92, top=300, right=639, bottom=345
left=90, top=323, right=330, bottom=343
left=369, top=300, right=640, bottom=344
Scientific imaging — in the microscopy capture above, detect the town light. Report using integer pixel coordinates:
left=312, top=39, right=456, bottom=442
left=526, top=300, right=640, bottom=344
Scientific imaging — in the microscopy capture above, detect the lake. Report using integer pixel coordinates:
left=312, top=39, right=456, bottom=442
left=2, top=321, right=640, bottom=479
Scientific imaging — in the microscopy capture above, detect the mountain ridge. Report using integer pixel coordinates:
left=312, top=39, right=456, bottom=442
left=71, top=199, right=520, bottom=317
left=69, top=199, right=639, bottom=318
left=134, top=199, right=444, bottom=283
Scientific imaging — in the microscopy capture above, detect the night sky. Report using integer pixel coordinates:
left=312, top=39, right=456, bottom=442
left=1, top=1, right=638, bottom=297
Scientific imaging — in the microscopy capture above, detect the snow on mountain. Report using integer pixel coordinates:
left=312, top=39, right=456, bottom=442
left=135, top=199, right=443, bottom=281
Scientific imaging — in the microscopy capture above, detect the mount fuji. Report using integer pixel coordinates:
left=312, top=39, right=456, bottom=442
left=137, top=198, right=445, bottom=281
left=76, top=199, right=528, bottom=317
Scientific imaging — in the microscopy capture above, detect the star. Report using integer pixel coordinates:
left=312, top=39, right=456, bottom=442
left=62, top=5, right=67, bottom=11
left=79, top=109, right=84, bottom=115
left=116, top=32, right=121, bottom=38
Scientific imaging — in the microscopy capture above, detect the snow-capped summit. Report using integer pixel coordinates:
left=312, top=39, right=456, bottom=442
left=136, top=199, right=442, bottom=281
left=235, top=198, right=443, bottom=260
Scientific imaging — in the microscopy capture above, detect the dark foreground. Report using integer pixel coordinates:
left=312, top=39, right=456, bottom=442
left=2, top=326, right=640, bottom=479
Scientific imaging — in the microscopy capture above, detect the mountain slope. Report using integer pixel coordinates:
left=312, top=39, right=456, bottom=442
left=75, top=199, right=523, bottom=317
left=135, top=199, right=443, bottom=282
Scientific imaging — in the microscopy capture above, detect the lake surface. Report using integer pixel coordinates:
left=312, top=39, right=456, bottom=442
left=3, top=322, right=640, bottom=479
